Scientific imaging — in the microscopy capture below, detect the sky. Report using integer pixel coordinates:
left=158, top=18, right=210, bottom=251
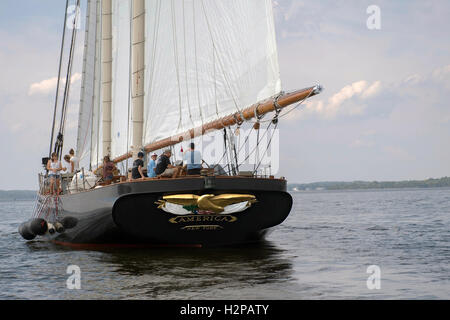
left=0, top=0, right=449, bottom=190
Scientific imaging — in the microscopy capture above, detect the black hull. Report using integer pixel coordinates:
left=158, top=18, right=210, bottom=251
left=38, top=177, right=293, bottom=246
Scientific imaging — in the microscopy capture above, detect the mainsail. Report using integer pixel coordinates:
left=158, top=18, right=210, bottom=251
left=143, top=0, right=281, bottom=145
left=78, top=0, right=320, bottom=169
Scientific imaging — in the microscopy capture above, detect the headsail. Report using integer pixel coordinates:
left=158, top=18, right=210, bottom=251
left=89, top=0, right=103, bottom=169
left=143, top=0, right=281, bottom=145
left=77, top=0, right=98, bottom=161
left=111, top=0, right=132, bottom=160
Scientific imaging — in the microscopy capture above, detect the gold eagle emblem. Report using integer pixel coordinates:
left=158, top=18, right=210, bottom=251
left=156, top=194, right=257, bottom=214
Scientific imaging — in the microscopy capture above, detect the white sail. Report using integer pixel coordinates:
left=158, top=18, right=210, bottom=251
left=77, top=0, right=98, bottom=161
left=89, top=0, right=103, bottom=169
left=143, top=0, right=281, bottom=145
left=110, top=0, right=132, bottom=159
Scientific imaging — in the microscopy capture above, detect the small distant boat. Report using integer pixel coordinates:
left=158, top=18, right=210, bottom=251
left=19, top=0, right=321, bottom=246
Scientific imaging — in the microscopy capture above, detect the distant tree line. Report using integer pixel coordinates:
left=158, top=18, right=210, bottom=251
left=288, top=177, right=450, bottom=191
left=0, top=190, right=36, bottom=200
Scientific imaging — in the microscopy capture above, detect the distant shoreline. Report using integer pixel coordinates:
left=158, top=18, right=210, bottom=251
left=288, top=177, right=450, bottom=191
left=0, top=190, right=36, bottom=200
left=1, top=177, right=449, bottom=198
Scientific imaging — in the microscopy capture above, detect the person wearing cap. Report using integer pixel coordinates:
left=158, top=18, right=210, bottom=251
left=132, top=152, right=146, bottom=180
left=155, top=149, right=181, bottom=178
left=147, top=153, right=158, bottom=178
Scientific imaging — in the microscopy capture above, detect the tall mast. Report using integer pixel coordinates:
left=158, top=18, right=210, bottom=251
left=131, top=0, right=145, bottom=159
left=49, top=0, right=70, bottom=159
left=101, top=0, right=113, bottom=158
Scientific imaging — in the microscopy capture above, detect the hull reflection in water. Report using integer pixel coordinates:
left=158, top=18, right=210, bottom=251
left=98, top=241, right=295, bottom=298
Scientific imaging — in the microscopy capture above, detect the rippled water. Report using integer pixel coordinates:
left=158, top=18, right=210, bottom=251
left=1, top=188, right=449, bottom=299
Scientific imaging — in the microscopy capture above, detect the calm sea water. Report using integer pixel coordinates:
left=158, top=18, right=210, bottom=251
left=0, top=188, right=449, bottom=300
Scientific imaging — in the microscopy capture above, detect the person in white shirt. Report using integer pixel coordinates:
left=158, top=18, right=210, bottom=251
left=69, top=149, right=80, bottom=173
left=183, top=143, right=203, bottom=175
left=47, top=153, right=64, bottom=195
left=62, top=155, right=71, bottom=174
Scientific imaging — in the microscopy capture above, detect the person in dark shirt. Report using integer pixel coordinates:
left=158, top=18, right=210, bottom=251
left=155, top=149, right=181, bottom=178
left=132, top=152, right=146, bottom=180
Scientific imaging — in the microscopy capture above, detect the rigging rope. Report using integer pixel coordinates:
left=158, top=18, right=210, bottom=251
left=226, top=127, right=239, bottom=175
left=224, top=121, right=274, bottom=176
left=54, top=0, right=81, bottom=160
left=193, top=0, right=205, bottom=126
left=222, top=90, right=313, bottom=176
left=143, top=0, right=162, bottom=149
left=182, top=0, right=195, bottom=128
left=222, top=129, right=232, bottom=175
left=199, top=0, right=245, bottom=122
left=170, top=0, right=183, bottom=132
left=49, top=0, right=70, bottom=160
left=126, top=0, right=134, bottom=175
left=96, top=0, right=103, bottom=168
left=253, top=119, right=279, bottom=175
left=255, top=89, right=315, bottom=124
left=79, top=0, right=96, bottom=164
left=211, top=119, right=256, bottom=172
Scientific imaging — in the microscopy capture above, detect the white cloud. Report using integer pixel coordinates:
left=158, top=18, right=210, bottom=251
left=403, top=74, right=423, bottom=85
left=432, top=64, right=450, bottom=80
left=400, top=65, right=450, bottom=88
left=28, top=73, right=82, bottom=96
left=350, top=138, right=374, bottom=149
left=71, top=72, right=82, bottom=84
left=28, top=77, right=58, bottom=95
left=432, top=65, right=450, bottom=89
left=289, top=80, right=382, bottom=120
left=441, top=115, right=450, bottom=124
left=384, top=146, right=414, bottom=161
left=285, top=61, right=450, bottom=123
left=362, top=81, right=382, bottom=99
left=327, top=80, right=368, bottom=111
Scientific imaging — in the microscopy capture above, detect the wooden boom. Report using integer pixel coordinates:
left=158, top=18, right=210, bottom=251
left=111, top=85, right=322, bottom=164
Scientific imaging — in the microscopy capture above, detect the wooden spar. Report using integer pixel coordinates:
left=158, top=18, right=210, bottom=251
left=110, top=85, right=322, bottom=164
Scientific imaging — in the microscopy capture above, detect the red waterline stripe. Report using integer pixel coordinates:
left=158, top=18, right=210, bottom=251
left=52, top=241, right=203, bottom=249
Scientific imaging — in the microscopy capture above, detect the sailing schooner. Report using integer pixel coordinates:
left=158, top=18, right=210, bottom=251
left=19, top=0, right=322, bottom=246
